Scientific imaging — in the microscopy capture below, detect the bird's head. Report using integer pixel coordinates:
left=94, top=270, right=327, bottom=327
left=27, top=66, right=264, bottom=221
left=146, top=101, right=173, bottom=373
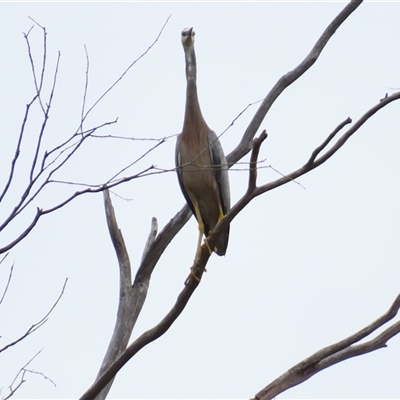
left=181, top=27, right=195, bottom=49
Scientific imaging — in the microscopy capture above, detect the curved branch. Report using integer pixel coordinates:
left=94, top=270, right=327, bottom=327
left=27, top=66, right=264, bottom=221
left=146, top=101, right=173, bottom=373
left=0, top=98, right=37, bottom=202
left=248, top=130, right=268, bottom=191
left=0, top=278, right=67, bottom=354
left=227, top=0, right=363, bottom=166
left=306, top=117, right=352, bottom=166
left=252, top=294, right=400, bottom=400
left=0, top=261, right=13, bottom=307
left=0, top=208, right=42, bottom=254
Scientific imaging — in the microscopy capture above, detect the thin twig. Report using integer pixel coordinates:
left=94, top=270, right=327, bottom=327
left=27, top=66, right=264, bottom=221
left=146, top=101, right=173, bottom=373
left=306, top=117, right=352, bottom=166
left=24, top=20, right=46, bottom=113
left=3, top=348, right=55, bottom=400
left=79, top=15, right=171, bottom=128
left=106, top=138, right=167, bottom=184
left=0, top=278, right=68, bottom=353
left=0, top=97, right=37, bottom=202
left=0, top=263, right=14, bottom=307
left=31, top=50, right=61, bottom=180
left=79, top=44, right=90, bottom=134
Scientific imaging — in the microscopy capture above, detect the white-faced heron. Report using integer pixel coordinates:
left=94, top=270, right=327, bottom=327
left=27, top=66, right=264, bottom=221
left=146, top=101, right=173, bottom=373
left=175, top=27, right=230, bottom=260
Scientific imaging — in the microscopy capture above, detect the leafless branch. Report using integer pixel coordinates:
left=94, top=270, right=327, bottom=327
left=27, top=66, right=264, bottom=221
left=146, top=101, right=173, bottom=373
left=140, top=217, right=158, bottom=265
left=93, top=192, right=159, bottom=400
left=0, top=278, right=67, bottom=354
left=248, top=130, right=268, bottom=191
left=0, top=263, right=14, bottom=307
left=79, top=44, right=90, bottom=134
left=209, top=90, right=400, bottom=242
left=0, top=16, right=171, bottom=255
left=2, top=349, right=55, bottom=400
left=106, top=137, right=167, bottom=184
left=80, top=250, right=206, bottom=400
left=91, top=133, right=177, bottom=141
left=306, top=117, right=352, bottom=166
left=226, top=0, right=363, bottom=167
left=0, top=209, right=42, bottom=254
left=0, top=253, right=9, bottom=264
left=218, top=98, right=264, bottom=141
left=80, top=15, right=171, bottom=127
left=252, top=293, right=400, bottom=400
left=30, top=50, right=61, bottom=181
left=24, top=19, right=47, bottom=113
left=0, top=97, right=37, bottom=203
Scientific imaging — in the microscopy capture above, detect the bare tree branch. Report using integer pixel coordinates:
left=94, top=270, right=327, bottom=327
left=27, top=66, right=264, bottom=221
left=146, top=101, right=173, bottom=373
left=0, top=262, right=14, bottom=307
left=210, top=90, right=400, bottom=243
left=0, top=16, right=171, bottom=255
left=248, top=130, right=268, bottom=191
left=0, top=98, right=37, bottom=203
left=93, top=192, right=158, bottom=400
left=306, top=117, right=352, bottom=166
left=227, top=0, right=363, bottom=167
left=252, top=294, right=400, bottom=400
left=80, top=15, right=171, bottom=127
left=79, top=44, right=90, bottom=134
left=0, top=209, right=42, bottom=254
left=140, top=217, right=158, bottom=265
left=0, top=278, right=67, bottom=354
left=80, top=253, right=205, bottom=400
left=2, top=349, right=56, bottom=400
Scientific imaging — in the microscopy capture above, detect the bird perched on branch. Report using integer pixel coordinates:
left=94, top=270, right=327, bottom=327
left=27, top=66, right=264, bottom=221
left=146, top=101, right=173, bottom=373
left=175, top=27, right=230, bottom=260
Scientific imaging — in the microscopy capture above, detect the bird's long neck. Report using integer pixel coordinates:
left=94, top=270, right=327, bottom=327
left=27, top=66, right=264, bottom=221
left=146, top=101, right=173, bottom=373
left=182, top=46, right=208, bottom=134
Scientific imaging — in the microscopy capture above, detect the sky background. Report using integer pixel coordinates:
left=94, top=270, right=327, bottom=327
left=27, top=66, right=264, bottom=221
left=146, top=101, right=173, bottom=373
left=1, top=1, right=400, bottom=399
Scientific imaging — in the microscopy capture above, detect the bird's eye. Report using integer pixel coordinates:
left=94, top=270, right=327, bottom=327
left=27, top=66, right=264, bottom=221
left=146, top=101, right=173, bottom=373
left=182, top=32, right=187, bottom=37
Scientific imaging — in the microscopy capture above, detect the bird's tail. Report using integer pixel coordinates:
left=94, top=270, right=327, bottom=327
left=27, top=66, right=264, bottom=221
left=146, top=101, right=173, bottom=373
left=214, top=225, right=230, bottom=256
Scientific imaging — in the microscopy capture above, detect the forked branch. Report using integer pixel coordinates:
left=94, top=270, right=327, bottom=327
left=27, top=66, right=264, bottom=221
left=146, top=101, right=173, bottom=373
left=0, top=278, right=67, bottom=354
left=252, top=294, right=400, bottom=400
left=93, top=192, right=160, bottom=400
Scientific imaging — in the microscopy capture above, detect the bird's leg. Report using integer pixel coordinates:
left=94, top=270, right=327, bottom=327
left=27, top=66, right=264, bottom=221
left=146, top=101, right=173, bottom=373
left=208, top=204, right=226, bottom=253
left=188, top=200, right=208, bottom=282
left=200, top=230, right=212, bottom=256
left=187, top=229, right=207, bottom=283
left=192, top=200, right=212, bottom=259
left=195, top=222, right=204, bottom=260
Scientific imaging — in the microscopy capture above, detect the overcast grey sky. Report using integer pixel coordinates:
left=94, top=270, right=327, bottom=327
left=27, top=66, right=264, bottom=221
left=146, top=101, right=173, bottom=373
left=1, top=2, right=400, bottom=399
